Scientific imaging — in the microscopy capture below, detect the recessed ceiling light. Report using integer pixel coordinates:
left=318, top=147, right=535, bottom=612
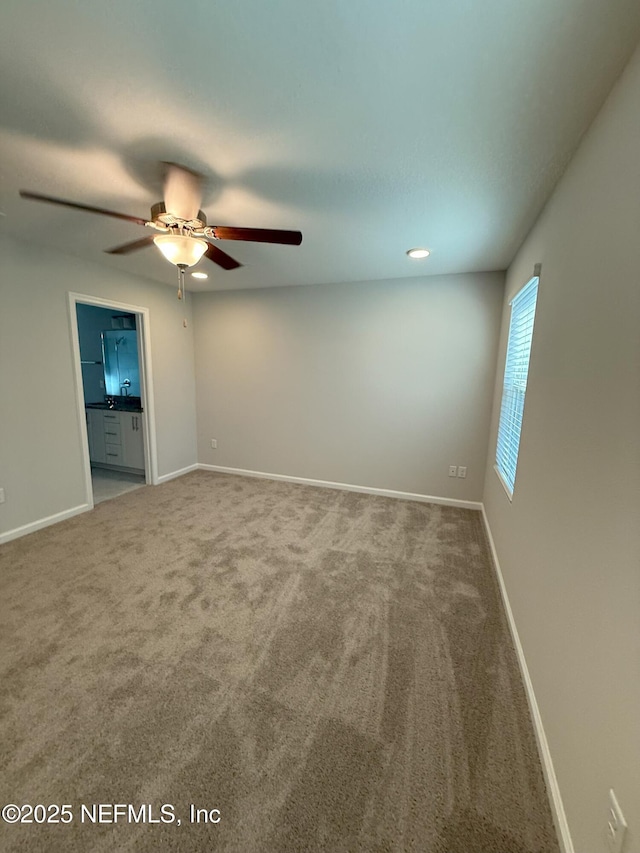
left=406, top=248, right=430, bottom=259
left=191, top=271, right=208, bottom=280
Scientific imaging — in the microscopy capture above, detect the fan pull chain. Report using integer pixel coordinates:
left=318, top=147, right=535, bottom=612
left=177, top=263, right=187, bottom=301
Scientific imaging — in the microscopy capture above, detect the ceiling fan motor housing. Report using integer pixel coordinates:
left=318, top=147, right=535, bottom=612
left=150, top=201, right=208, bottom=234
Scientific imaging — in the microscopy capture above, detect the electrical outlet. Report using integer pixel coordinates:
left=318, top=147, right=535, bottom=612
left=457, top=466, right=467, bottom=478
left=448, top=465, right=457, bottom=477
left=210, top=439, right=217, bottom=449
left=606, top=789, right=627, bottom=853
left=0, top=487, right=5, bottom=504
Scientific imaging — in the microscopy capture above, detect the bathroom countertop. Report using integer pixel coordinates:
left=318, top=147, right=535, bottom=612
left=86, top=401, right=143, bottom=413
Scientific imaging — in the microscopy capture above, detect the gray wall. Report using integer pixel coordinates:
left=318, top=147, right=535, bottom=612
left=193, top=272, right=504, bottom=501
left=483, top=46, right=640, bottom=852
left=0, top=235, right=198, bottom=537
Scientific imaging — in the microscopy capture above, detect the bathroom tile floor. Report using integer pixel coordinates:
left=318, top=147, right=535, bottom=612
left=91, top=467, right=146, bottom=504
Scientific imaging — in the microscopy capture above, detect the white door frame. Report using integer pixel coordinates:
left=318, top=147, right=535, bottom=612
left=68, top=292, right=159, bottom=509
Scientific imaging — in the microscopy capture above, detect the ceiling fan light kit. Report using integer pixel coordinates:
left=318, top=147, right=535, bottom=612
left=153, top=234, right=208, bottom=267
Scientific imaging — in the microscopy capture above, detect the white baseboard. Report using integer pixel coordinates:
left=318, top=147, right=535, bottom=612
left=0, top=503, right=91, bottom=545
left=480, top=505, right=574, bottom=853
left=156, top=463, right=200, bottom=485
left=198, top=464, right=483, bottom=510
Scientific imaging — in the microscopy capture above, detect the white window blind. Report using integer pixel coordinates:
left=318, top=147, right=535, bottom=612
left=495, top=275, right=539, bottom=497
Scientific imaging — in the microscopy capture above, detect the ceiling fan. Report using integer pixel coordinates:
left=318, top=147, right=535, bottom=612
left=20, top=163, right=303, bottom=298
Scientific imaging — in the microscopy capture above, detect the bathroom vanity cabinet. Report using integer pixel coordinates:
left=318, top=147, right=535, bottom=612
left=86, top=408, right=145, bottom=472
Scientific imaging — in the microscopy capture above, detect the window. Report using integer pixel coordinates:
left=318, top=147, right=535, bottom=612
left=495, top=273, right=539, bottom=498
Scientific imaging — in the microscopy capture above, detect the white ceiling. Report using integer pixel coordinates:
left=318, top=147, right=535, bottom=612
left=1, top=0, right=639, bottom=292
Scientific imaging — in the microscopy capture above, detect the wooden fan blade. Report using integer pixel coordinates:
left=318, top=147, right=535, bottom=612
left=205, top=242, right=242, bottom=270
left=210, top=226, right=302, bottom=245
left=19, top=190, right=148, bottom=226
left=105, top=236, right=156, bottom=255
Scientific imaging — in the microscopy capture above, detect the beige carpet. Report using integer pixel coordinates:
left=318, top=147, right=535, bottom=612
left=0, top=471, right=559, bottom=852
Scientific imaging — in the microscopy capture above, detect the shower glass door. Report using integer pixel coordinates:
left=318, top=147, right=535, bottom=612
left=101, top=330, right=140, bottom=397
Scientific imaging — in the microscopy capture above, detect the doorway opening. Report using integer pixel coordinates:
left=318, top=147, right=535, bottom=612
left=69, top=293, right=158, bottom=508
